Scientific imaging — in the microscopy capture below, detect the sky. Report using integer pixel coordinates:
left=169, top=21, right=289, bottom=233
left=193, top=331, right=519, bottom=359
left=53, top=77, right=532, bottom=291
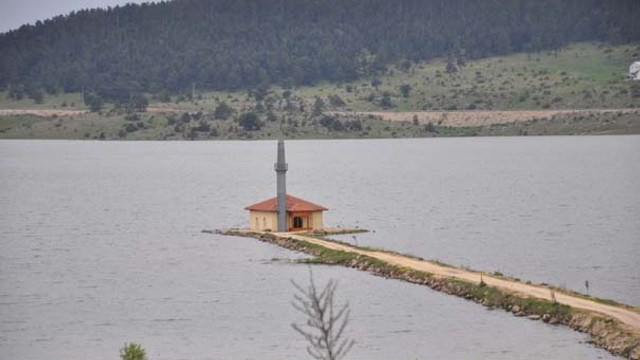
left=0, top=0, right=154, bottom=33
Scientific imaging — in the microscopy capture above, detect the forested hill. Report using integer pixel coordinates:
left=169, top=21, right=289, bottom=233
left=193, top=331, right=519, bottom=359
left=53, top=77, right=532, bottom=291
left=1, top=0, right=639, bottom=102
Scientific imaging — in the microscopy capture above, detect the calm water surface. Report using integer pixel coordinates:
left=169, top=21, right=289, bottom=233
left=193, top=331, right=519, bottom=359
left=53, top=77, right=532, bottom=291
left=1, top=136, right=638, bottom=360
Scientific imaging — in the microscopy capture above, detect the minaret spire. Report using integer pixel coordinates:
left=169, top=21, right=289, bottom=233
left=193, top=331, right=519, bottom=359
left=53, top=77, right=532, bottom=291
left=274, top=140, right=288, bottom=232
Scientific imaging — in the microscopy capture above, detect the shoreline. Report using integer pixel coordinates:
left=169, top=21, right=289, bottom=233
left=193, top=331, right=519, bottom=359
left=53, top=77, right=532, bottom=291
left=1, top=107, right=639, bottom=140
left=217, top=228, right=640, bottom=359
left=329, top=108, right=640, bottom=127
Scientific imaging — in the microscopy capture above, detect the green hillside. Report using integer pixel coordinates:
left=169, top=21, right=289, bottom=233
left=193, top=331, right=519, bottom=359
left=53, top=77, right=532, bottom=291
left=1, top=0, right=639, bottom=102
left=1, top=42, right=639, bottom=140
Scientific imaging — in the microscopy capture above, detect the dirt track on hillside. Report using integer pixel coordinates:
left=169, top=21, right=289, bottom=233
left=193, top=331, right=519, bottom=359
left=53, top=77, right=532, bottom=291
left=0, top=107, right=181, bottom=116
left=332, top=108, right=640, bottom=127
left=0, top=109, right=87, bottom=116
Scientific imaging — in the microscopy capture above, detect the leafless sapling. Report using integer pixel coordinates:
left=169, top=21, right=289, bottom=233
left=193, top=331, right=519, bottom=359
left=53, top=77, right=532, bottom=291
left=291, top=271, right=355, bottom=360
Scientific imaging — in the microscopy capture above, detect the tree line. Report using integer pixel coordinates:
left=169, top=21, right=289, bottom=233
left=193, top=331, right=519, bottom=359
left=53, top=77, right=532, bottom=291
left=1, top=0, right=638, bottom=102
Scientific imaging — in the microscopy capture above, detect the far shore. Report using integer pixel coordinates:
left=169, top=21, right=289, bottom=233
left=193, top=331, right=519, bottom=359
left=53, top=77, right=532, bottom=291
left=2, top=106, right=639, bottom=128
left=329, top=108, right=640, bottom=127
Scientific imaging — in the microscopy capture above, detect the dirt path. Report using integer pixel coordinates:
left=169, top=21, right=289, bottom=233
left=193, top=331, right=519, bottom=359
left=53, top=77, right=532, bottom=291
left=146, top=106, right=185, bottom=113
left=0, top=107, right=183, bottom=116
left=0, top=109, right=87, bottom=116
left=332, top=108, right=640, bottom=127
left=276, top=232, right=640, bottom=330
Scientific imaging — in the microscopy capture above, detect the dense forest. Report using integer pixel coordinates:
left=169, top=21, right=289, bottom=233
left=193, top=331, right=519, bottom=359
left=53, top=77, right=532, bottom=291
left=1, top=0, right=639, bottom=102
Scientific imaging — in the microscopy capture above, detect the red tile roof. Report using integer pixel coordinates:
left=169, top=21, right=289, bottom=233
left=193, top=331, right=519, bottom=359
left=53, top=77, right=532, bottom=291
left=245, top=194, right=328, bottom=212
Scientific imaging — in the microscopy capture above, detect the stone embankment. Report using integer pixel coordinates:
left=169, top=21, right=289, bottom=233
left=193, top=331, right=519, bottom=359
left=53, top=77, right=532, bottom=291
left=219, top=229, right=640, bottom=359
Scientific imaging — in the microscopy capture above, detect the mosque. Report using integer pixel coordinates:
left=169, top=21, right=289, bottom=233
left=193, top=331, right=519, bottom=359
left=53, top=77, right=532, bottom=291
left=245, top=140, right=327, bottom=232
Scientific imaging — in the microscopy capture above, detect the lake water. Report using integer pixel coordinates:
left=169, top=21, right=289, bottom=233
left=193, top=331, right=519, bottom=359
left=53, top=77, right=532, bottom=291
left=1, top=137, right=638, bottom=360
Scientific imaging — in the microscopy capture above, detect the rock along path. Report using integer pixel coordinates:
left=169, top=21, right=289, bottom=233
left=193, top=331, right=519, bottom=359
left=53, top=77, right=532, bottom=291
left=270, top=231, right=640, bottom=331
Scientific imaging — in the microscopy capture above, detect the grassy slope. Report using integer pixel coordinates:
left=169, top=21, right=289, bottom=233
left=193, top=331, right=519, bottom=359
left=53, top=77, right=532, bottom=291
left=290, top=42, right=640, bottom=111
left=0, top=92, right=86, bottom=111
left=1, top=42, right=639, bottom=140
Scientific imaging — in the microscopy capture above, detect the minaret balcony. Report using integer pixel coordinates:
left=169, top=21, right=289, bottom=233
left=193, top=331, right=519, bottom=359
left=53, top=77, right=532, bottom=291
left=274, top=163, right=288, bottom=171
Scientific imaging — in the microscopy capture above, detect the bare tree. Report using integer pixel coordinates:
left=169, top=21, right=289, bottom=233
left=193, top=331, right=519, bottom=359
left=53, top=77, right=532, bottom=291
left=291, top=271, right=355, bottom=360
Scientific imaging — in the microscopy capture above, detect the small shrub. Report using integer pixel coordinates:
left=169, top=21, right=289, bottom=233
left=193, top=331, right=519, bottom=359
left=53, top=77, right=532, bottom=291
left=425, top=121, right=436, bottom=133
left=125, top=113, right=139, bottom=122
left=378, top=92, right=393, bottom=108
left=214, top=102, right=233, bottom=120
left=84, top=92, right=103, bottom=112
left=180, top=112, right=191, bottom=124
left=238, top=112, right=262, bottom=131
left=313, top=97, right=325, bottom=115
left=124, top=123, right=138, bottom=133
left=120, top=343, right=147, bottom=360
left=193, top=121, right=211, bottom=132
left=328, top=94, right=346, bottom=107
left=319, top=115, right=344, bottom=131
left=399, top=84, right=412, bottom=98
left=345, top=119, right=363, bottom=131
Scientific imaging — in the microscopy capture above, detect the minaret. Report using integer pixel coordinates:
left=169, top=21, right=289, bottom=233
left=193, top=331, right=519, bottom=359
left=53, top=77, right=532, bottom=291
left=274, top=140, right=288, bottom=232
